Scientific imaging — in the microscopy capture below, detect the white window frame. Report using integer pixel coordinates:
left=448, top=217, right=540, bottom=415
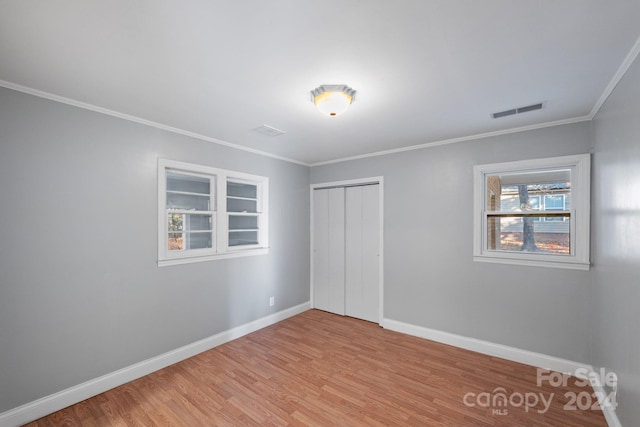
left=158, top=159, right=268, bottom=267
left=473, top=154, right=590, bottom=270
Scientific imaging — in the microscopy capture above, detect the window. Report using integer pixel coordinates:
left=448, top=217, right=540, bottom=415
left=158, top=159, right=268, bottom=266
left=473, top=154, right=590, bottom=270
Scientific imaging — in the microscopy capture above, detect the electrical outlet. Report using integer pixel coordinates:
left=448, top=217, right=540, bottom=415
left=269, top=296, right=275, bottom=307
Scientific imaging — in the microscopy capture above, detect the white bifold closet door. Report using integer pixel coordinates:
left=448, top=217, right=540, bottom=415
left=313, top=184, right=380, bottom=323
left=313, top=187, right=346, bottom=315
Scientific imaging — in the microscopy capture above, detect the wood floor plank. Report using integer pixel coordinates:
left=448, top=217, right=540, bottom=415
left=24, top=310, right=607, bottom=426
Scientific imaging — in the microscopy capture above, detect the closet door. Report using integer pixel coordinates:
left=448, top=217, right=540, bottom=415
left=312, top=187, right=345, bottom=315
left=345, top=184, right=380, bottom=323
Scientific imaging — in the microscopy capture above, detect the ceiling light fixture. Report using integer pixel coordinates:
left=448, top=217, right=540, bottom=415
left=310, top=85, right=356, bottom=117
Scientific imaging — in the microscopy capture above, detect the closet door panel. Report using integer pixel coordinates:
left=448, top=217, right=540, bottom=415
left=313, top=188, right=345, bottom=315
left=345, top=187, right=364, bottom=319
left=346, top=184, right=380, bottom=323
left=326, top=188, right=346, bottom=315
left=312, top=189, right=330, bottom=312
left=360, top=184, right=380, bottom=322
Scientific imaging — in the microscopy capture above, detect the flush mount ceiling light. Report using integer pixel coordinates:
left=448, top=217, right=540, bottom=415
left=310, top=85, right=356, bottom=117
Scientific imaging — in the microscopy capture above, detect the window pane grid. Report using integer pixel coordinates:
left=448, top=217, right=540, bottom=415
left=487, top=216, right=571, bottom=255
left=485, top=172, right=572, bottom=255
left=167, top=212, right=214, bottom=251
left=159, top=159, right=269, bottom=265
left=227, top=180, right=261, bottom=248
left=165, top=170, right=215, bottom=253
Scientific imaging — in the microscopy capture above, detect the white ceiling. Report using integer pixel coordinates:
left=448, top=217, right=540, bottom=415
left=2, top=1, right=640, bottom=165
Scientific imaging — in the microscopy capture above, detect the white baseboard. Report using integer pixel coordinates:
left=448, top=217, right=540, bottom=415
left=590, top=380, right=622, bottom=427
left=383, top=318, right=591, bottom=373
left=0, top=302, right=310, bottom=427
left=382, top=318, right=621, bottom=427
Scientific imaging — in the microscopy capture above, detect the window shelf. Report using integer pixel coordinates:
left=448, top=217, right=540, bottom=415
left=167, top=190, right=211, bottom=197
left=227, top=195, right=257, bottom=201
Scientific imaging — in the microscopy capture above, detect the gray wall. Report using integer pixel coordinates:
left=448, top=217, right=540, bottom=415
left=312, top=122, right=593, bottom=362
left=0, top=87, right=310, bottom=412
left=592, top=53, right=640, bottom=425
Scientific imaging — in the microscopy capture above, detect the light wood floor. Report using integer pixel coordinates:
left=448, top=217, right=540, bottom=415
left=26, top=309, right=606, bottom=426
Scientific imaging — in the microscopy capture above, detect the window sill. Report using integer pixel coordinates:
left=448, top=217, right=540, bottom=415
left=158, top=248, right=269, bottom=267
left=473, top=255, right=590, bottom=270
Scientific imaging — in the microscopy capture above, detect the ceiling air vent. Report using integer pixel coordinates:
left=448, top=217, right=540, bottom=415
left=492, top=108, right=517, bottom=119
left=492, top=102, right=543, bottom=119
left=253, top=124, right=286, bottom=137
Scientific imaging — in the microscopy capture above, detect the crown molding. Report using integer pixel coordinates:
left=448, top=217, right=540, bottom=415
left=310, top=116, right=591, bottom=167
left=0, top=80, right=310, bottom=167
left=589, top=34, right=640, bottom=119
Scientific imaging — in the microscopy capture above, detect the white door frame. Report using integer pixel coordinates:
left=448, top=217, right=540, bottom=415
left=310, top=176, right=384, bottom=326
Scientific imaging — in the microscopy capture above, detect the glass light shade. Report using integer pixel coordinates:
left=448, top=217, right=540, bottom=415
left=314, top=91, right=352, bottom=116
left=311, top=85, right=356, bottom=117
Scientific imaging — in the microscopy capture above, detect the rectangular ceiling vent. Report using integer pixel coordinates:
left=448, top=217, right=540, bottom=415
left=253, top=124, right=286, bottom=137
left=492, top=102, right=543, bottom=119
